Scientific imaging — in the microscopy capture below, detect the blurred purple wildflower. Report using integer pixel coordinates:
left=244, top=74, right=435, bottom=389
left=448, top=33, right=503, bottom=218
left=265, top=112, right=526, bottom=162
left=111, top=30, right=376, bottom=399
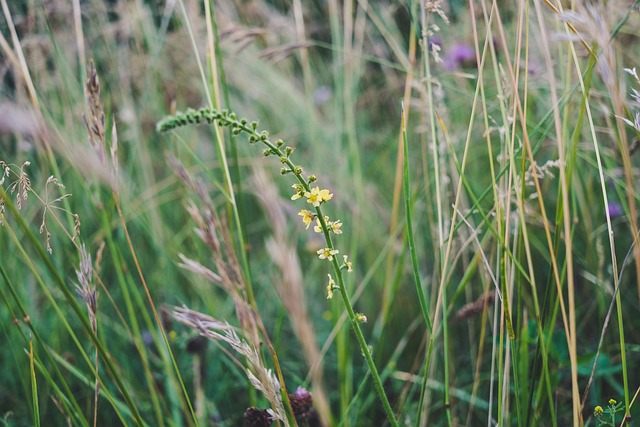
left=428, top=35, right=442, bottom=50
left=443, top=43, right=476, bottom=70
left=607, top=202, right=623, bottom=219
left=294, top=386, right=311, bottom=399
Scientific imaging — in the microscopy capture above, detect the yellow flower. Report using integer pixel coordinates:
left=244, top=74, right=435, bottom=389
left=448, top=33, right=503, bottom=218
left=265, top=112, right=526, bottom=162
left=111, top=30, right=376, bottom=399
left=594, top=406, right=604, bottom=416
left=317, top=247, right=339, bottom=261
left=291, top=184, right=304, bottom=200
left=329, top=219, right=343, bottom=234
left=326, top=274, right=335, bottom=299
left=305, top=187, right=333, bottom=207
left=298, top=209, right=316, bottom=229
left=314, top=216, right=328, bottom=233
left=609, top=399, right=617, bottom=405
left=314, top=216, right=343, bottom=234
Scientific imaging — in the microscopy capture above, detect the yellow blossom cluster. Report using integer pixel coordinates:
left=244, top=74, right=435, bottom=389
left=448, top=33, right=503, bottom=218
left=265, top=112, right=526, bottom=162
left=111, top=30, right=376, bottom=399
left=291, top=181, right=353, bottom=299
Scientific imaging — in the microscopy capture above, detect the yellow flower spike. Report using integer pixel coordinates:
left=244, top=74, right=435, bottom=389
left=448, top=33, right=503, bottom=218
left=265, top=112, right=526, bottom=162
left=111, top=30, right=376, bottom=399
left=326, top=274, right=335, bottom=299
left=594, top=406, right=604, bottom=416
left=298, top=209, right=316, bottom=229
left=609, top=399, right=617, bottom=405
left=317, top=247, right=339, bottom=261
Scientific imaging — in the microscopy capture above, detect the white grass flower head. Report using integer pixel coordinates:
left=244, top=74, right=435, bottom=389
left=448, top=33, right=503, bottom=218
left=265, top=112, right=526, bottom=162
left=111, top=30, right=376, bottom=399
left=617, top=112, right=640, bottom=133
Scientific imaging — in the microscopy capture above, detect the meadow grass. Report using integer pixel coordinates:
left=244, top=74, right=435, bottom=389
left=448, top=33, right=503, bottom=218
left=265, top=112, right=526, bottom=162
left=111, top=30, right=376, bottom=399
left=1, top=0, right=640, bottom=426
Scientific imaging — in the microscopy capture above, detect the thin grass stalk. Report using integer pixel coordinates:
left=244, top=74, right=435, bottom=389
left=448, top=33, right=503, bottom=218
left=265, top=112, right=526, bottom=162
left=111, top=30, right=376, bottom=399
left=419, top=0, right=499, bottom=422
left=401, top=104, right=435, bottom=423
left=97, top=212, right=167, bottom=425
left=4, top=250, right=118, bottom=426
left=342, top=3, right=365, bottom=418
left=29, top=341, right=40, bottom=427
left=486, top=4, right=578, bottom=424
left=111, top=187, right=199, bottom=426
left=416, top=1, right=447, bottom=423
left=378, top=5, right=418, bottom=336
left=45, top=352, right=135, bottom=425
left=199, top=16, right=273, bottom=419
left=178, top=0, right=255, bottom=305
left=206, top=0, right=250, bottom=265
left=0, top=266, right=92, bottom=427
left=419, top=2, right=444, bottom=252
left=402, top=105, right=432, bottom=333
left=401, top=100, right=437, bottom=419
left=71, top=0, right=86, bottom=80
left=323, top=1, right=353, bottom=419
left=471, top=4, right=509, bottom=422
left=477, top=0, right=522, bottom=423
left=567, top=37, right=631, bottom=425
left=509, top=2, right=559, bottom=422
left=291, top=0, right=313, bottom=96
left=532, top=2, right=580, bottom=423
left=515, top=4, right=583, bottom=425
left=184, top=7, right=289, bottom=419
left=0, top=189, right=145, bottom=425
left=453, top=215, right=500, bottom=424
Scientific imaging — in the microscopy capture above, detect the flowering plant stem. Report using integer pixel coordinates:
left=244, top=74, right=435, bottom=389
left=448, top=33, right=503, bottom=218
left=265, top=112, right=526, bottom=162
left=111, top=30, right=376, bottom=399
left=158, top=107, right=399, bottom=426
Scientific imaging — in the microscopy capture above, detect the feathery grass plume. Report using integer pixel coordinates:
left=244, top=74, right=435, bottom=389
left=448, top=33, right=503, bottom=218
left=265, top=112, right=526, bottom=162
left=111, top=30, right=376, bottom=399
left=167, top=155, right=263, bottom=347
left=81, top=59, right=119, bottom=188
left=158, top=107, right=399, bottom=426
left=167, top=155, right=296, bottom=422
left=454, top=291, right=496, bottom=321
left=83, top=60, right=106, bottom=166
left=0, top=160, right=80, bottom=252
left=74, top=244, right=99, bottom=427
left=173, top=307, right=286, bottom=423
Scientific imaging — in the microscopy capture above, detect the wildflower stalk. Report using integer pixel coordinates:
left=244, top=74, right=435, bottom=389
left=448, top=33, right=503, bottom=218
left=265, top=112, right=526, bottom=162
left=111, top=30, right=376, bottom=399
left=158, top=107, right=399, bottom=426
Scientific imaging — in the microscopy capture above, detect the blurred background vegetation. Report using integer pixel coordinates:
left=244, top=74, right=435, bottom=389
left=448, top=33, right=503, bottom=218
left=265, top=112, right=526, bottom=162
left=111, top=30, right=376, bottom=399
left=1, top=0, right=640, bottom=425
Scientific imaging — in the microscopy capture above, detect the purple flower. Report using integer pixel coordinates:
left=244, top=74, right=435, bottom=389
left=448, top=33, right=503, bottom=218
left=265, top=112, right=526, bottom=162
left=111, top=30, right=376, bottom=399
left=607, top=202, right=623, bottom=219
left=428, top=35, right=442, bottom=50
left=443, top=43, right=476, bottom=70
left=294, top=386, right=311, bottom=399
